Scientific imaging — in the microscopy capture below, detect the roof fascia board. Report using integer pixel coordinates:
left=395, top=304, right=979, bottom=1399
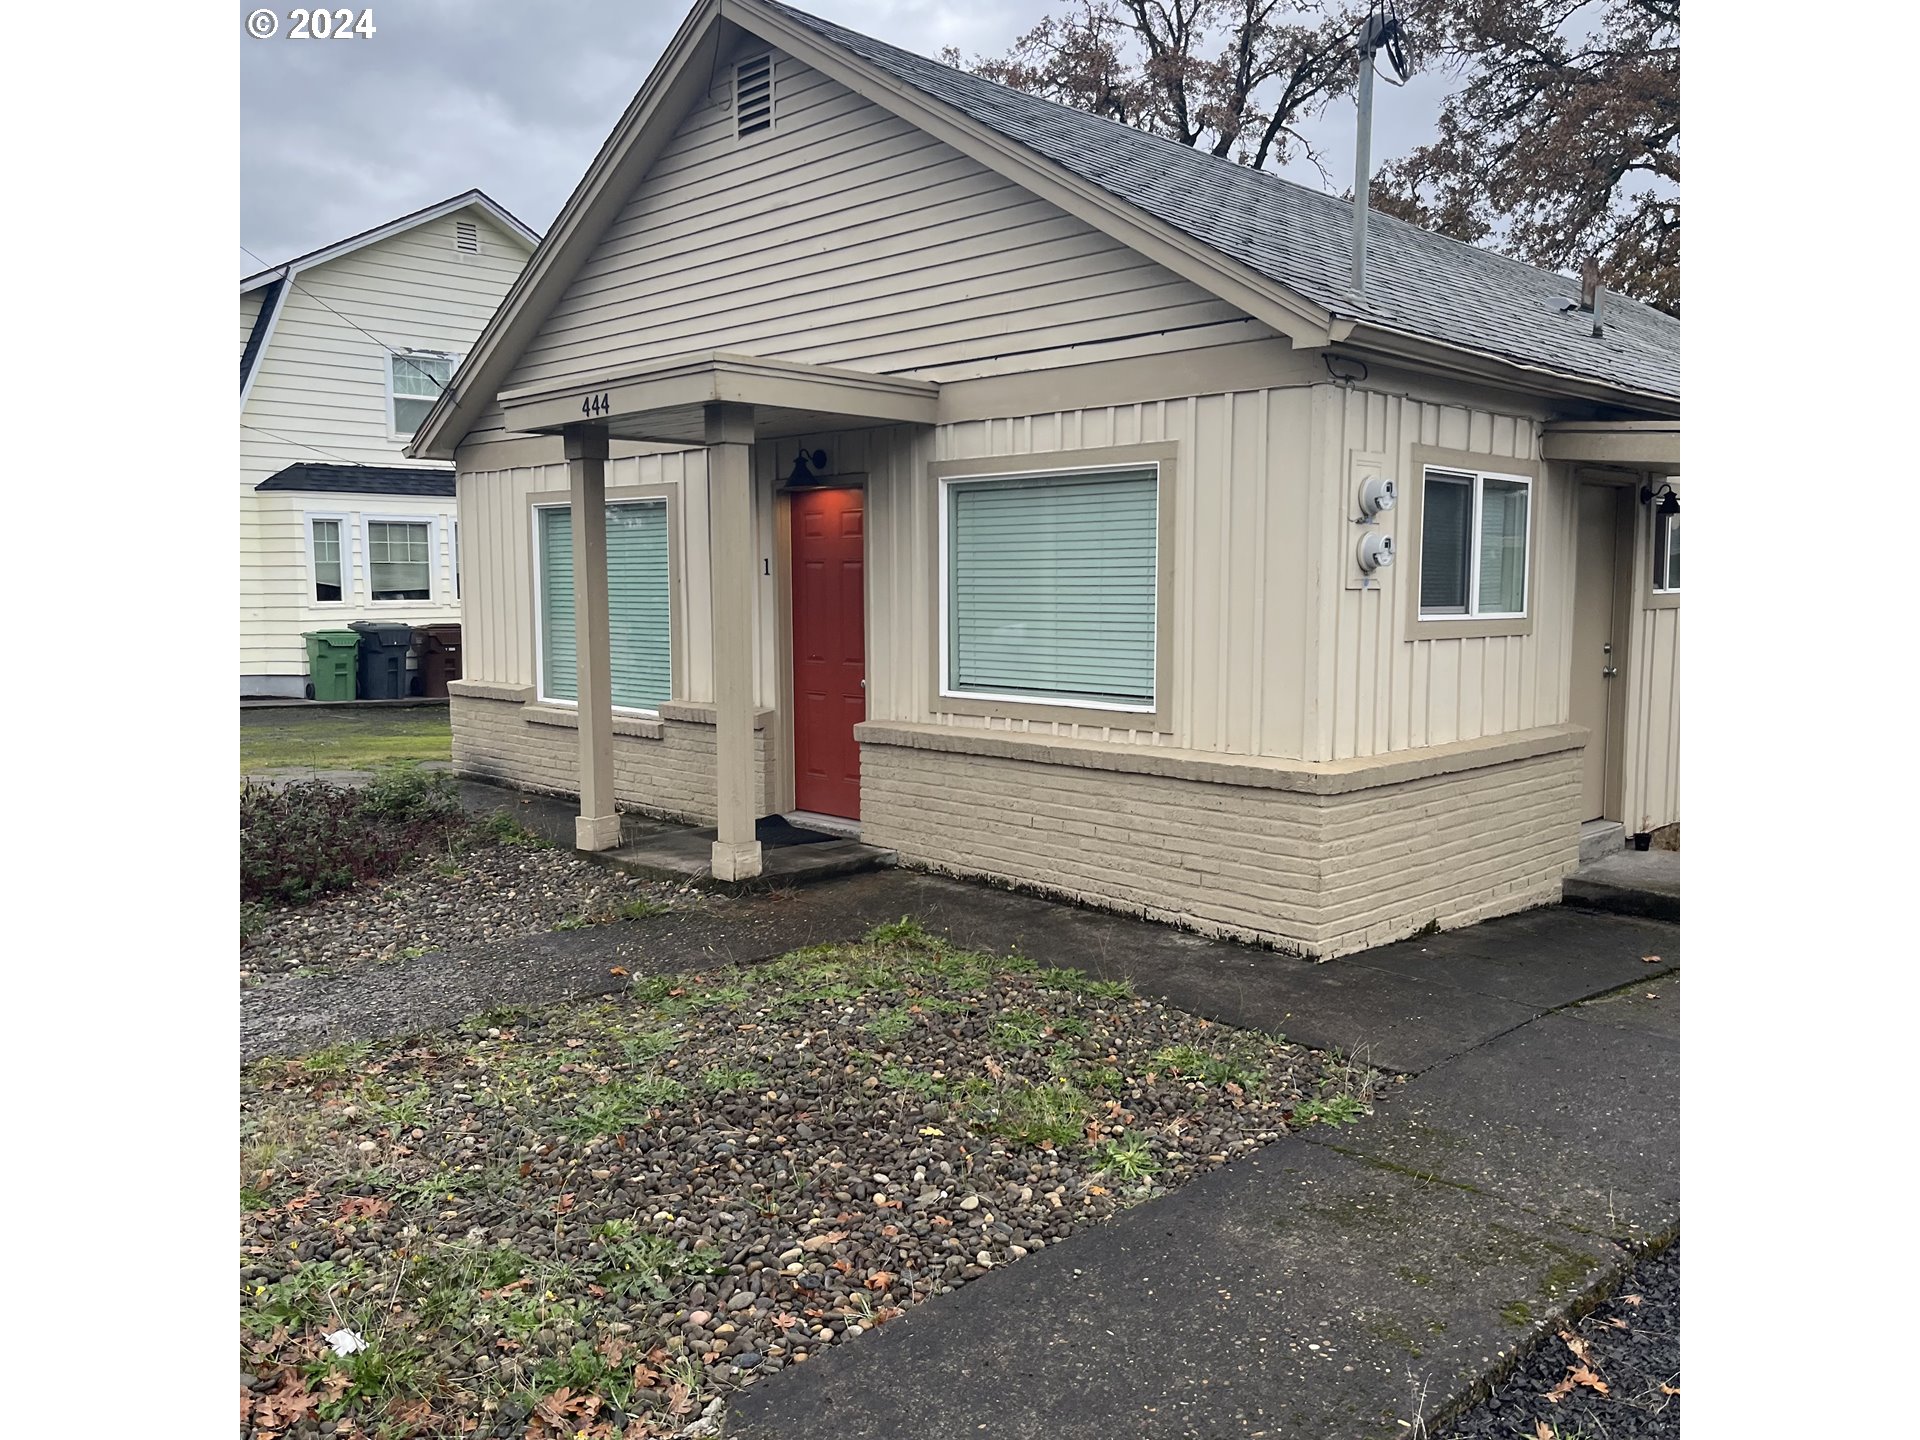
left=239, top=277, right=293, bottom=411
left=408, top=1, right=728, bottom=459
left=725, top=0, right=1340, bottom=350
left=1341, top=321, right=1680, bottom=417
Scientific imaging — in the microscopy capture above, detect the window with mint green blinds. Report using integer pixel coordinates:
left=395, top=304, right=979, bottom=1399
left=537, top=501, right=672, bottom=711
left=947, top=470, right=1158, bottom=707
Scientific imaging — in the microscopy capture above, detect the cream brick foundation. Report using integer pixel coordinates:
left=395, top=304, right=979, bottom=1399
left=855, top=722, right=1583, bottom=959
left=449, top=683, right=774, bottom=824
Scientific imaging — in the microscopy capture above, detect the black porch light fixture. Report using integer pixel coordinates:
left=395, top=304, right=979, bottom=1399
left=785, top=447, right=831, bottom=487
left=1639, top=480, right=1680, bottom=516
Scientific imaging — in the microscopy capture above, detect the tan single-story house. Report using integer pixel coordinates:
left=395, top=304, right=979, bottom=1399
left=408, top=0, right=1679, bottom=959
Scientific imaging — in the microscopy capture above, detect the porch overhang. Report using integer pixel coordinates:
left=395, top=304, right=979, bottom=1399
left=1541, top=420, right=1680, bottom=470
left=498, top=351, right=941, bottom=446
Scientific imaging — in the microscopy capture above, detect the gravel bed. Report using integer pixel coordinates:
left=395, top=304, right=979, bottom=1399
left=1442, top=1241, right=1679, bottom=1439
left=242, top=842, right=691, bottom=982
left=240, top=922, right=1382, bottom=1439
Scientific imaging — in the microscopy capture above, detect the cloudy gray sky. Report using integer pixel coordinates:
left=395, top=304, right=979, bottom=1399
left=240, top=0, right=1456, bottom=272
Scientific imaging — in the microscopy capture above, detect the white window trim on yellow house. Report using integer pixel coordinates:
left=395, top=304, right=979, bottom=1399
left=362, top=515, right=441, bottom=605
left=388, top=350, right=459, bottom=441
left=304, top=512, right=352, bottom=606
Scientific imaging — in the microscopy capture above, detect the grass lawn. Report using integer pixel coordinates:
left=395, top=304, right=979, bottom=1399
left=242, top=705, right=452, bottom=775
left=240, top=921, right=1377, bottom=1438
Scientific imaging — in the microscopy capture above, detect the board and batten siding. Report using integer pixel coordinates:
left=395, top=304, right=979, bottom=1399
left=501, top=45, right=1270, bottom=396
left=459, top=384, right=1318, bottom=760
left=1620, top=513, right=1680, bottom=831
left=240, top=210, right=532, bottom=681
left=456, top=449, right=716, bottom=705
left=1308, top=383, right=1568, bottom=763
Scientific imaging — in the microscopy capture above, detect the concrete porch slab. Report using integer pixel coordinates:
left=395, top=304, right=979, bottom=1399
left=1563, top=846, right=1680, bottom=921
left=599, top=824, right=894, bottom=889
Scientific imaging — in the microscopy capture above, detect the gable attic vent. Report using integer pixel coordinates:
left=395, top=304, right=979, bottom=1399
left=455, top=218, right=479, bottom=253
left=735, top=53, right=773, bottom=138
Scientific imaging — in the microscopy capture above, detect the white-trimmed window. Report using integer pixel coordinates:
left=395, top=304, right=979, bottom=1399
left=941, top=467, right=1159, bottom=711
left=535, top=500, right=672, bottom=713
left=309, top=516, right=346, bottom=603
left=1418, top=465, right=1532, bottom=619
left=389, top=351, right=454, bottom=437
left=1653, top=510, right=1679, bottom=593
left=368, top=520, right=433, bottom=601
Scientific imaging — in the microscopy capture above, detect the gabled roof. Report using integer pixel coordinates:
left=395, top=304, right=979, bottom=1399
left=412, top=0, right=1674, bottom=457
left=765, top=1, right=1678, bottom=403
left=240, top=189, right=540, bottom=405
left=255, top=462, right=455, bottom=498
left=240, top=188, right=538, bottom=292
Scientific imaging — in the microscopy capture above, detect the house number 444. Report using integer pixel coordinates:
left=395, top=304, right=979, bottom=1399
left=580, top=394, right=611, bottom=417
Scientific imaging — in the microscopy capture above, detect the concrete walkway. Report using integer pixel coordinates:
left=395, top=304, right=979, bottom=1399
left=242, top=860, right=1676, bottom=1436
left=719, top=881, right=1679, bottom=1439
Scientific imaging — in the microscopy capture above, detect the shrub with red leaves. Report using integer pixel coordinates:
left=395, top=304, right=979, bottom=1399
left=240, top=767, right=465, bottom=905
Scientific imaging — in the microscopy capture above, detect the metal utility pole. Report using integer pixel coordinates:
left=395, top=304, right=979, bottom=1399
left=1350, top=4, right=1407, bottom=299
left=1351, top=24, right=1378, bottom=295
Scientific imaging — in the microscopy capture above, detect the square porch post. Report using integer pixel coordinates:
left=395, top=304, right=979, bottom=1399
left=704, top=401, right=763, bottom=881
left=566, top=424, right=621, bottom=852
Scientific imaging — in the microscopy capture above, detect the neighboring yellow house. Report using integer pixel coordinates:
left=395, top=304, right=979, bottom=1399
left=408, top=0, right=1680, bottom=959
left=240, top=191, right=538, bottom=696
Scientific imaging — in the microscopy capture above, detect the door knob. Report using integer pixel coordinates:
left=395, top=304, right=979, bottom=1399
left=1602, top=666, right=1619, bottom=678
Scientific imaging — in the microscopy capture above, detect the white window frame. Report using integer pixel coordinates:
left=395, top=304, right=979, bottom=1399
left=531, top=497, right=671, bottom=717
left=1652, top=508, right=1680, bottom=594
left=936, top=463, right=1161, bottom=715
left=362, top=514, right=440, bottom=605
left=1416, top=464, right=1534, bottom=622
left=386, top=349, right=458, bottom=441
left=305, top=512, right=351, bottom=606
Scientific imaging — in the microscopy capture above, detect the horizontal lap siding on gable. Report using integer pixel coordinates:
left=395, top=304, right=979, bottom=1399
left=503, top=49, right=1267, bottom=393
left=1312, top=384, right=1564, bottom=763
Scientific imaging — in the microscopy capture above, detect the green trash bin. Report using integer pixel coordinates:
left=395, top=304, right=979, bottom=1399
left=302, top=630, right=361, bottom=702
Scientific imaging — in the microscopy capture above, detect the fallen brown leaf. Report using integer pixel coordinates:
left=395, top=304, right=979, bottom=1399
left=1641, top=954, right=1662, bottom=964
left=609, top=967, right=629, bottom=977
left=1620, top=1293, right=1643, bottom=1307
left=1660, top=1382, right=1680, bottom=1396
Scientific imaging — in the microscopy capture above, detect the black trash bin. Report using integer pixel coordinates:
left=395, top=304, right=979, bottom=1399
left=349, top=621, right=415, bottom=700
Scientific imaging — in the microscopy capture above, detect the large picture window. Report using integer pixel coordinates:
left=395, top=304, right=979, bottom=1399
left=1418, top=466, right=1531, bottom=619
left=942, top=468, right=1159, bottom=710
left=367, top=520, right=432, bottom=601
left=537, top=500, right=672, bottom=713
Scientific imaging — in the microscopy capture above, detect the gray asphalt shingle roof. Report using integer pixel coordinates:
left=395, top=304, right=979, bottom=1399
left=256, top=462, right=455, bottom=498
left=768, top=1, right=1677, bottom=402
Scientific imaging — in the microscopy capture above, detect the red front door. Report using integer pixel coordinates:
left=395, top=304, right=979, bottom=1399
left=790, top=487, right=865, bottom=819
